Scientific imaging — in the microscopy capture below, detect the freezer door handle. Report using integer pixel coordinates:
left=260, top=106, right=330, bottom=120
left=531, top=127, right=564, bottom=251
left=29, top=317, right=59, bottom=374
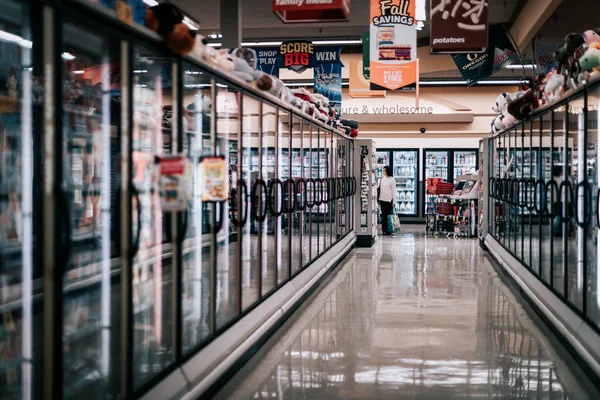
left=58, top=186, right=72, bottom=274
left=131, top=184, right=142, bottom=258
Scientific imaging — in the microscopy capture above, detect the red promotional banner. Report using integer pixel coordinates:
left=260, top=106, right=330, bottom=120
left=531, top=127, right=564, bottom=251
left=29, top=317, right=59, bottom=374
left=273, top=0, right=350, bottom=23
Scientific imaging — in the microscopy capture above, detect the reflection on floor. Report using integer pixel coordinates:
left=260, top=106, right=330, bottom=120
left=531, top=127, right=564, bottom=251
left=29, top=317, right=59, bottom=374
left=216, top=226, right=600, bottom=400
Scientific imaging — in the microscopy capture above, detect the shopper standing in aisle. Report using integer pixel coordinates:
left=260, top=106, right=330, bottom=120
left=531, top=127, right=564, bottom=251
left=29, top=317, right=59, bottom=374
left=378, top=166, right=396, bottom=235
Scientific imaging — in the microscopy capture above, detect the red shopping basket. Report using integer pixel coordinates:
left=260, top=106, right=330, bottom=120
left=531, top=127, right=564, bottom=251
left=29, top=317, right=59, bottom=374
left=437, top=202, right=452, bottom=215
left=436, top=182, right=454, bottom=195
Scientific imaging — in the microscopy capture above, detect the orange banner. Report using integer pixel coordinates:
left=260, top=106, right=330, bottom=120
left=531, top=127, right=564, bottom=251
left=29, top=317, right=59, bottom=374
left=349, top=61, right=386, bottom=98
left=369, top=0, right=418, bottom=91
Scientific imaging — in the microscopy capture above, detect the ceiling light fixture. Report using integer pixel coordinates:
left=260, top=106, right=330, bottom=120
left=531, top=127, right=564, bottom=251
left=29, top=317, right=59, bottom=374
left=0, top=29, right=33, bottom=49
left=505, top=64, right=535, bottom=69
left=477, top=80, right=529, bottom=85
left=415, top=0, right=427, bottom=21
left=62, top=52, right=76, bottom=60
left=183, top=16, right=199, bottom=31
left=312, top=39, right=362, bottom=45
left=241, top=41, right=285, bottom=46
left=206, top=39, right=363, bottom=48
left=142, top=0, right=158, bottom=6
left=419, top=79, right=528, bottom=85
left=72, top=70, right=85, bottom=75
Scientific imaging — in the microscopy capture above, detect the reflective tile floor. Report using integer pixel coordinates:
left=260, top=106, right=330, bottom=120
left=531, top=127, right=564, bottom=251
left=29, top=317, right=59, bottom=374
left=215, top=226, right=600, bottom=399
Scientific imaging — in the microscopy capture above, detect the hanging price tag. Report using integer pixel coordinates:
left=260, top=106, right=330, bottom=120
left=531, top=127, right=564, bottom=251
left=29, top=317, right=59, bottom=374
left=200, top=156, right=228, bottom=202
left=157, top=155, right=192, bottom=212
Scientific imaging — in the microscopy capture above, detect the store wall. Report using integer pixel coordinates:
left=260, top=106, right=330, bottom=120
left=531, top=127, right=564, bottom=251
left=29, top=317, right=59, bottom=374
left=342, top=85, right=519, bottom=137
left=374, top=137, right=481, bottom=149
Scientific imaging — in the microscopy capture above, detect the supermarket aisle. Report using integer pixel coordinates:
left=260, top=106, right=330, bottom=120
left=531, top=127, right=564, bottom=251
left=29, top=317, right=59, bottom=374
left=215, top=226, right=600, bottom=400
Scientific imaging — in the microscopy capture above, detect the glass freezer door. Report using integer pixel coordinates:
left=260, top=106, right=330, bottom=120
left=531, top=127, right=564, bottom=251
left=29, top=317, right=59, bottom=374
left=0, top=1, right=41, bottom=398
left=60, top=21, right=121, bottom=399
left=374, top=151, right=389, bottom=182
left=424, top=150, right=449, bottom=215
left=425, top=150, right=449, bottom=180
left=392, top=150, right=417, bottom=216
left=130, top=46, right=173, bottom=389
left=453, top=150, right=478, bottom=179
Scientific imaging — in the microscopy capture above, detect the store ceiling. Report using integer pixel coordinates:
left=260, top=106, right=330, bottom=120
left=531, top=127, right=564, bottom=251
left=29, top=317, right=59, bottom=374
left=172, top=0, right=523, bottom=43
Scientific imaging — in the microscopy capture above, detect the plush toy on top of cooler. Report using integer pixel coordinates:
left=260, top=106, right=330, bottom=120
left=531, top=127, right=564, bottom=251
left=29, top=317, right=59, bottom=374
left=490, top=76, right=550, bottom=135
left=554, top=29, right=600, bottom=90
left=146, top=4, right=196, bottom=55
left=579, top=47, right=600, bottom=73
left=543, top=69, right=565, bottom=103
left=291, top=88, right=314, bottom=115
left=584, top=29, right=600, bottom=50
left=507, top=88, right=538, bottom=121
left=340, top=119, right=359, bottom=137
left=310, top=94, right=331, bottom=124
left=211, top=47, right=287, bottom=101
left=490, top=92, right=518, bottom=134
left=283, top=87, right=303, bottom=110
left=578, top=30, right=600, bottom=80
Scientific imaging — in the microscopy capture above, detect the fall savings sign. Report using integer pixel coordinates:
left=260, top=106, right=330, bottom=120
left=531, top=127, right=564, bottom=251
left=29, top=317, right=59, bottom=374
left=369, top=0, right=418, bottom=91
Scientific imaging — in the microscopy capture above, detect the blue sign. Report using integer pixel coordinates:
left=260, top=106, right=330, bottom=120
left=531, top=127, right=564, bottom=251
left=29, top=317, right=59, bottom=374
left=314, top=63, right=342, bottom=114
left=255, top=48, right=282, bottom=77
left=254, top=45, right=344, bottom=77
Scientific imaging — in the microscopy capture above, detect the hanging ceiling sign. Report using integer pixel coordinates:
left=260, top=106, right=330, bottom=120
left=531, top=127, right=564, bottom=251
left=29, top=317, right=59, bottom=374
left=314, top=63, right=343, bottom=113
left=349, top=60, right=386, bottom=98
left=280, top=41, right=316, bottom=73
left=535, top=42, right=559, bottom=74
left=255, top=49, right=281, bottom=76
left=369, top=0, right=418, bottom=91
left=430, top=0, right=489, bottom=54
left=451, top=25, right=518, bottom=86
left=273, top=0, right=350, bottom=23
left=255, top=41, right=343, bottom=75
left=362, top=31, right=371, bottom=79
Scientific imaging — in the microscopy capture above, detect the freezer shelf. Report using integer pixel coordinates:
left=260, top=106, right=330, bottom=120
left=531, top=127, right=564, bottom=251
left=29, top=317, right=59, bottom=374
left=393, top=150, right=418, bottom=216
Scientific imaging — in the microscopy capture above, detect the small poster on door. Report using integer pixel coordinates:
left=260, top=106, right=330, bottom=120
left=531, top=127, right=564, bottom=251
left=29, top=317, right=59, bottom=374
left=200, top=156, right=228, bottom=202
left=360, top=213, right=367, bottom=226
left=158, top=155, right=192, bottom=212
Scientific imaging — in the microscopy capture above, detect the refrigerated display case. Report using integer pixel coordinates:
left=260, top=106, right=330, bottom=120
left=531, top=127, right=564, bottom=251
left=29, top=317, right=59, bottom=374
left=424, top=150, right=449, bottom=216
left=0, top=1, right=43, bottom=399
left=392, top=150, right=418, bottom=216
left=424, top=149, right=478, bottom=215
left=0, top=2, right=357, bottom=399
left=373, top=149, right=418, bottom=217
left=486, top=85, right=600, bottom=378
left=478, top=139, right=489, bottom=243
left=453, top=150, right=478, bottom=179
left=424, top=150, right=449, bottom=180
left=374, top=151, right=389, bottom=182
left=356, top=139, right=378, bottom=247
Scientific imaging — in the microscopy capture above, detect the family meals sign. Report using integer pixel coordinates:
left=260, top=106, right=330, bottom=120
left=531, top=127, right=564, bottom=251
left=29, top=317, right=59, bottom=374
left=272, top=0, right=350, bottom=23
